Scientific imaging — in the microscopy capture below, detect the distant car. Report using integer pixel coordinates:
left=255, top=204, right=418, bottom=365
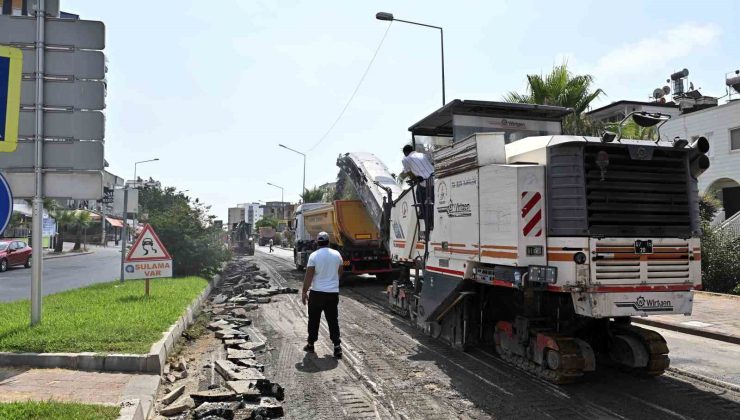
left=0, top=240, right=32, bottom=272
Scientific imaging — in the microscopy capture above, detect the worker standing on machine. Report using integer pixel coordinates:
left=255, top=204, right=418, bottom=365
left=401, top=144, right=434, bottom=216
left=301, top=231, right=344, bottom=359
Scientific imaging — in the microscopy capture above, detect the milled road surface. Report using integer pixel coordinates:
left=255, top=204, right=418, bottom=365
left=0, top=246, right=121, bottom=302
left=255, top=246, right=740, bottom=419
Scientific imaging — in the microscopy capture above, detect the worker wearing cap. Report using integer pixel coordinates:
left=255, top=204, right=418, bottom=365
left=401, top=144, right=434, bottom=216
left=301, top=231, right=344, bottom=358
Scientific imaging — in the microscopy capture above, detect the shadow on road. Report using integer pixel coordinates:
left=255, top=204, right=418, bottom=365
left=295, top=353, right=339, bottom=373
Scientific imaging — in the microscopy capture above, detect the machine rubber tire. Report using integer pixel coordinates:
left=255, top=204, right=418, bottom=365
left=24, top=257, right=31, bottom=268
left=0, top=259, right=7, bottom=272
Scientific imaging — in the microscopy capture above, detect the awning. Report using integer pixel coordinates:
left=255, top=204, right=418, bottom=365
left=106, top=217, right=124, bottom=228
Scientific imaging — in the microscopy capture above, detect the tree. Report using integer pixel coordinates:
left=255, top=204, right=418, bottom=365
left=606, top=119, right=656, bottom=141
left=50, top=209, right=75, bottom=252
left=300, top=186, right=325, bottom=203
left=70, top=211, right=93, bottom=251
left=699, top=194, right=740, bottom=294
left=255, top=216, right=279, bottom=230
left=504, top=62, right=605, bottom=135
left=139, top=186, right=229, bottom=277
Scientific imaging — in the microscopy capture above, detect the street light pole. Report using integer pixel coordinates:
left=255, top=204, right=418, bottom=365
left=132, top=158, right=159, bottom=233
left=120, top=158, right=159, bottom=283
left=266, top=182, right=284, bottom=219
left=376, top=12, right=446, bottom=106
left=278, top=144, right=306, bottom=202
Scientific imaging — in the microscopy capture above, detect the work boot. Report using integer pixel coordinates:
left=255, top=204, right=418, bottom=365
left=333, top=344, right=342, bottom=359
left=303, top=343, right=315, bottom=353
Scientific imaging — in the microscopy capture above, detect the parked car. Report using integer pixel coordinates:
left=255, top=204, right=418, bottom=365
left=0, top=240, right=32, bottom=272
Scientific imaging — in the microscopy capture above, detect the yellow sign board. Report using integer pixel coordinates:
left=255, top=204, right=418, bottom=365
left=0, top=45, right=22, bottom=153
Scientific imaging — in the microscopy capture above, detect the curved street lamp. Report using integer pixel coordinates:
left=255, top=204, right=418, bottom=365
left=376, top=11, right=446, bottom=105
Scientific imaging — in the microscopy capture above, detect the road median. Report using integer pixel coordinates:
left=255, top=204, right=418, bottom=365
left=0, top=275, right=220, bottom=374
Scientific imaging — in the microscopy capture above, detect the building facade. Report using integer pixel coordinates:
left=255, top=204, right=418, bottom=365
left=588, top=100, right=680, bottom=124
left=237, top=202, right=264, bottom=225
left=661, top=99, right=740, bottom=214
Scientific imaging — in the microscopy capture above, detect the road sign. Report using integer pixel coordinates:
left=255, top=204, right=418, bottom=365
left=18, top=110, right=104, bottom=140
left=21, top=80, right=105, bottom=110
left=0, top=140, right=103, bottom=170
left=0, top=173, right=13, bottom=236
left=3, top=171, right=103, bottom=199
left=114, top=188, right=138, bottom=214
left=0, top=45, right=22, bottom=153
left=0, top=16, right=105, bottom=49
left=102, top=187, right=114, bottom=204
left=124, top=224, right=173, bottom=280
left=21, top=49, right=105, bottom=80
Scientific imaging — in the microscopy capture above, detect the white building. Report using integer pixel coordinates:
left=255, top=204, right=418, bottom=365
left=661, top=99, right=740, bottom=216
left=227, top=207, right=245, bottom=229
left=588, top=100, right=680, bottom=124
left=237, top=202, right=263, bottom=225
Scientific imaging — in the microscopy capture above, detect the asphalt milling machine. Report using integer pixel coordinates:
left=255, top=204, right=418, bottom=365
left=230, top=221, right=255, bottom=256
left=336, top=100, right=710, bottom=384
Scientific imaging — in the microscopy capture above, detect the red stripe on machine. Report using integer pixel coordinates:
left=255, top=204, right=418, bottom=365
left=425, top=266, right=465, bottom=277
left=522, top=211, right=542, bottom=236
left=521, top=192, right=541, bottom=218
left=521, top=191, right=543, bottom=237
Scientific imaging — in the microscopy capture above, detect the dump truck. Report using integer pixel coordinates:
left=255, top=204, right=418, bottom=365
left=230, top=221, right=254, bottom=255
left=370, top=100, right=709, bottom=383
left=258, top=227, right=276, bottom=246
left=292, top=200, right=395, bottom=278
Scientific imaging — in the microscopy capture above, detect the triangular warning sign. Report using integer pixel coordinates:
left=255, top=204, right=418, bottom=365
left=125, top=224, right=172, bottom=262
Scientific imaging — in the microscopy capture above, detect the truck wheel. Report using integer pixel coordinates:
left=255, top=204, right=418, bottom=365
left=0, top=259, right=7, bottom=272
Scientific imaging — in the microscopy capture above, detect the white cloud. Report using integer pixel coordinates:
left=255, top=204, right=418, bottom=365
left=592, top=23, right=720, bottom=78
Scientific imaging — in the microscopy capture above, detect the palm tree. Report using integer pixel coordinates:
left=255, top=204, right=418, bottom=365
left=70, top=211, right=93, bottom=251
left=51, top=209, right=75, bottom=252
left=504, top=62, right=605, bottom=135
left=300, top=186, right=326, bottom=203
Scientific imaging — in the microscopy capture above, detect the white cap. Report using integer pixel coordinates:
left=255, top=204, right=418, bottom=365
left=317, top=231, right=330, bottom=242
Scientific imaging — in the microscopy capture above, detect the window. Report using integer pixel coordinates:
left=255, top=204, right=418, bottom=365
left=19, top=242, right=26, bottom=248
left=731, top=128, right=740, bottom=151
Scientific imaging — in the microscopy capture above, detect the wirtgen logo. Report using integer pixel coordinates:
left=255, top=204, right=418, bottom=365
left=615, top=296, right=674, bottom=312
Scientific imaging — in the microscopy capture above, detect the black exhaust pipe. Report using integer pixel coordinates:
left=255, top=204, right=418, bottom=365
left=690, top=154, right=710, bottom=178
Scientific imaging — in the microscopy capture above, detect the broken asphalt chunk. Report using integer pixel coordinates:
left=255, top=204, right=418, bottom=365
left=160, top=384, right=185, bottom=406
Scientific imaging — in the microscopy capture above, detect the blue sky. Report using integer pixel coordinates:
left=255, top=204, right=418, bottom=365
left=65, top=0, right=739, bottom=220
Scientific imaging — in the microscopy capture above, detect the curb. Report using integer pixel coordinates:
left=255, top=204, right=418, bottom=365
left=0, top=274, right=222, bottom=374
left=631, top=317, right=740, bottom=345
left=118, top=399, right=144, bottom=420
left=694, top=290, right=740, bottom=300
left=43, top=250, right=94, bottom=260
left=668, top=367, right=740, bottom=393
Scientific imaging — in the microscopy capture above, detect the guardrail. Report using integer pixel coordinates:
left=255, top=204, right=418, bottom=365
left=719, top=210, right=740, bottom=237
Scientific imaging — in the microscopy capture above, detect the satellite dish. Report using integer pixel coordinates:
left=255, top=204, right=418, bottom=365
left=662, top=85, right=671, bottom=95
left=653, top=88, right=665, bottom=99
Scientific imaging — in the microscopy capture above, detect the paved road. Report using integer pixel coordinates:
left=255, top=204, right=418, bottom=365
left=255, top=249, right=740, bottom=419
left=0, top=247, right=121, bottom=302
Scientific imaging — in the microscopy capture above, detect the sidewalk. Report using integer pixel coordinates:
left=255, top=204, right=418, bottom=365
left=43, top=241, right=118, bottom=259
left=0, top=367, right=158, bottom=417
left=632, top=291, right=740, bottom=344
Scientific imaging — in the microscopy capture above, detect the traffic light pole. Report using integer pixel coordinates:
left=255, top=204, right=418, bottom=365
left=30, top=0, right=46, bottom=326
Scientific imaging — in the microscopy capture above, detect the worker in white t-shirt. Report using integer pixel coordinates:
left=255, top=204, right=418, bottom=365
left=401, top=144, right=434, bottom=217
left=301, top=231, right=344, bottom=358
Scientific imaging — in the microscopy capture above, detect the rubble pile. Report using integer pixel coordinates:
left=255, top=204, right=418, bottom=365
left=155, top=258, right=293, bottom=419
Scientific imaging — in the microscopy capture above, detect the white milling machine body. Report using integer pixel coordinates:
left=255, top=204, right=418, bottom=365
left=386, top=100, right=708, bottom=383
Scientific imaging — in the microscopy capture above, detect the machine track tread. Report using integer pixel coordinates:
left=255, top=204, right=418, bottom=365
left=612, top=323, right=670, bottom=376
left=495, top=328, right=585, bottom=384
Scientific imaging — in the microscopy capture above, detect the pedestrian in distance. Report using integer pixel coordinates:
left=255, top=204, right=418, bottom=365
left=301, top=231, right=343, bottom=359
left=269, top=238, right=274, bottom=253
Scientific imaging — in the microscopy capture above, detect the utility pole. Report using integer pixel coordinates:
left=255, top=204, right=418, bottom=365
left=30, top=0, right=46, bottom=326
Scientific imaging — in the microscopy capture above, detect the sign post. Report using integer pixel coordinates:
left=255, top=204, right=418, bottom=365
left=1, top=3, right=106, bottom=325
left=123, top=224, right=173, bottom=296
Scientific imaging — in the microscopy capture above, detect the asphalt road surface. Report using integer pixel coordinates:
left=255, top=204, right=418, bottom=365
left=254, top=245, right=740, bottom=419
left=0, top=247, right=121, bottom=302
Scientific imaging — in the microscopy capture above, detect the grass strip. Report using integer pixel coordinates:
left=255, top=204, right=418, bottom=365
left=0, top=401, right=120, bottom=420
left=0, top=277, right=208, bottom=354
